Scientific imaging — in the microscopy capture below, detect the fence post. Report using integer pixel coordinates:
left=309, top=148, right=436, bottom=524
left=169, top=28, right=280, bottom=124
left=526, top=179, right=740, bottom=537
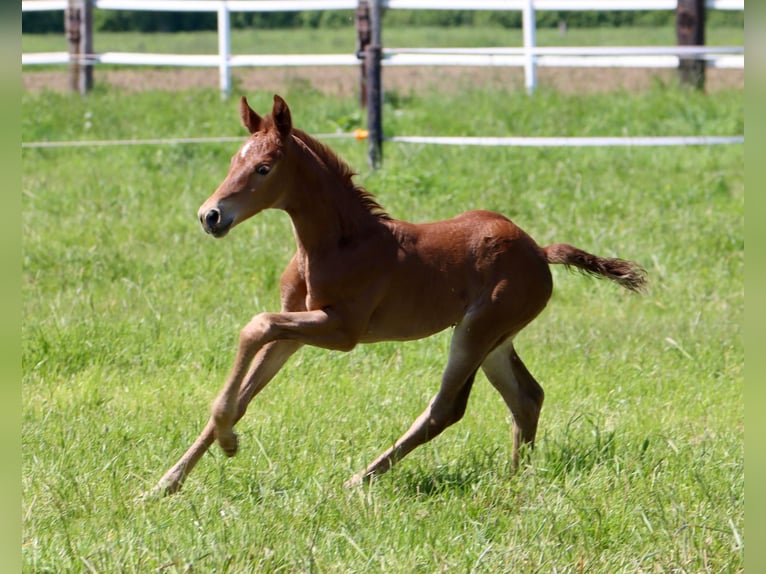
left=356, top=0, right=371, bottom=108
left=66, top=0, right=93, bottom=95
left=522, top=0, right=537, bottom=95
left=218, top=2, right=231, bottom=98
left=80, top=0, right=93, bottom=94
left=676, top=0, right=705, bottom=90
left=366, top=0, right=382, bottom=169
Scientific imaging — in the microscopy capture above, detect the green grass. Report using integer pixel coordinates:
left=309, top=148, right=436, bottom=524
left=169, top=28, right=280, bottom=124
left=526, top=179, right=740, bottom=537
left=22, top=82, right=743, bottom=572
left=22, top=24, right=744, bottom=54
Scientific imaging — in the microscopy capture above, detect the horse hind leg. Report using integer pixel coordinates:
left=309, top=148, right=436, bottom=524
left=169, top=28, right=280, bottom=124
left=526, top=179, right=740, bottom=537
left=481, top=341, right=544, bottom=471
left=344, top=370, right=477, bottom=488
left=344, top=320, right=494, bottom=487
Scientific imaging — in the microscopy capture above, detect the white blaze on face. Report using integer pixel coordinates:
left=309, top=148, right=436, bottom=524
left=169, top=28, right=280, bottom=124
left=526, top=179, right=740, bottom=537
left=240, top=141, right=253, bottom=159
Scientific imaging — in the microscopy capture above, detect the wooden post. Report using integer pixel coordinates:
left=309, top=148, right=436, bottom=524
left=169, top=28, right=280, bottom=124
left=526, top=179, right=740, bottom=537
left=365, top=0, right=382, bottom=169
left=676, top=0, right=705, bottom=90
left=80, top=0, right=93, bottom=94
left=66, top=0, right=81, bottom=93
left=355, top=1, right=371, bottom=108
left=66, top=0, right=93, bottom=95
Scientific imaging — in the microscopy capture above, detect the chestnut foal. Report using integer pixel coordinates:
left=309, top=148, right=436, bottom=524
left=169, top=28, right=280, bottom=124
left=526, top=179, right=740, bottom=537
left=151, top=95, right=646, bottom=495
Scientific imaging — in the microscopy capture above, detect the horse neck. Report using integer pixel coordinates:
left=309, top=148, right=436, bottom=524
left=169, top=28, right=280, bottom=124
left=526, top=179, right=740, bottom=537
left=282, top=136, right=383, bottom=253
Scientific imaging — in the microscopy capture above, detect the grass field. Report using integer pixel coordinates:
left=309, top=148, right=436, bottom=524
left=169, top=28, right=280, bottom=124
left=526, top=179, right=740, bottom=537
left=22, top=24, right=745, bottom=54
left=22, top=78, right=743, bottom=572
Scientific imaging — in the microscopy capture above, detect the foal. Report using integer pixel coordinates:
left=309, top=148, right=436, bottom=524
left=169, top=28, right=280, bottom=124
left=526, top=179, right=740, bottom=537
left=152, top=94, right=646, bottom=495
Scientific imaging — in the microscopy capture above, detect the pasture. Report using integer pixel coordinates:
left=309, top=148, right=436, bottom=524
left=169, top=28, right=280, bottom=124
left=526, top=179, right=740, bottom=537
left=20, top=24, right=745, bottom=54
left=22, top=81, right=743, bottom=572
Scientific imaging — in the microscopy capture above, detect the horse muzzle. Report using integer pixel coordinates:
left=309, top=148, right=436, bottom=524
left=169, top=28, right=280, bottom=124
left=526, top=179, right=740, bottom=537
left=199, top=206, right=233, bottom=238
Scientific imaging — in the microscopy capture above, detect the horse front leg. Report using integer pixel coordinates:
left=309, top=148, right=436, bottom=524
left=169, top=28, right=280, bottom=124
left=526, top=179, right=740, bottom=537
left=149, top=340, right=301, bottom=496
left=212, top=309, right=356, bottom=457
left=210, top=325, right=264, bottom=457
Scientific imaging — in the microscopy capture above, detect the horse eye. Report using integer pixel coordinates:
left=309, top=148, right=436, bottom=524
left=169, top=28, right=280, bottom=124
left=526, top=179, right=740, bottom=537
left=255, top=164, right=271, bottom=176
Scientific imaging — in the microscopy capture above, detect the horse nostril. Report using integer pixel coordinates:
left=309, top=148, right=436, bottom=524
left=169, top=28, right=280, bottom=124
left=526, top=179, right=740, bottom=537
left=204, top=208, right=221, bottom=228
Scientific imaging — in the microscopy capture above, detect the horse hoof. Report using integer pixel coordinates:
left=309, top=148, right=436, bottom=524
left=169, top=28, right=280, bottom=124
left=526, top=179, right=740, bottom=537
left=138, top=480, right=179, bottom=501
left=343, top=473, right=364, bottom=489
left=218, top=432, right=239, bottom=457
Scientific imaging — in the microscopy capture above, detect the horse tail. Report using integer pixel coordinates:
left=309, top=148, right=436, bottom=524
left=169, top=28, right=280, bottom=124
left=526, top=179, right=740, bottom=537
left=543, top=243, right=647, bottom=293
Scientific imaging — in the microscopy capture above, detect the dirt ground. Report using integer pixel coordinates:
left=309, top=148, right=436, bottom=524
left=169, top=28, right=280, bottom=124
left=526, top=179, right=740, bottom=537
left=23, top=66, right=743, bottom=96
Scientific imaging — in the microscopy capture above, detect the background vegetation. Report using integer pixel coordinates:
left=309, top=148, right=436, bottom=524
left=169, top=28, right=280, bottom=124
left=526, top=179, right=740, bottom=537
left=22, top=6, right=744, bottom=34
left=22, top=74, right=743, bottom=572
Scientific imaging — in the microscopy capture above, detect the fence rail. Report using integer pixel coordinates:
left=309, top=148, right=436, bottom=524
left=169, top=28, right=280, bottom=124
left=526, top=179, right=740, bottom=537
left=22, top=49, right=744, bottom=69
left=21, top=46, right=745, bottom=68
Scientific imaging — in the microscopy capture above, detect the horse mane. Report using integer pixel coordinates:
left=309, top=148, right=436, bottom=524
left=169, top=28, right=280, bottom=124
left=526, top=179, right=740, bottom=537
left=291, top=128, right=391, bottom=221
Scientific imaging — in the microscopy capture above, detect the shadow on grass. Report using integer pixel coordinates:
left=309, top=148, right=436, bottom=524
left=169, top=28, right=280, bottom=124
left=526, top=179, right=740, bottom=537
left=535, top=413, right=658, bottom=484
left=391, top=447, right=512, bottom=497
left=390, top=414, right=658, bottom=497
left=537, top=414, right=618, bottom=479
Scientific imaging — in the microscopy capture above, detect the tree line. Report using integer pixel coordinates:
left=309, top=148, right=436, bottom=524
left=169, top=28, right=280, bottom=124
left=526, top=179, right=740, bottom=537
left=22, top=8, right=742, bottom=34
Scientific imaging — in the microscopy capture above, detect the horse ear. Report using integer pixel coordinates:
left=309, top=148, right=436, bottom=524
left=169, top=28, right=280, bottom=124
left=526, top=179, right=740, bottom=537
left=239, top=96, right=263, bottom=134
left=272, top=94, right=292, bottom=137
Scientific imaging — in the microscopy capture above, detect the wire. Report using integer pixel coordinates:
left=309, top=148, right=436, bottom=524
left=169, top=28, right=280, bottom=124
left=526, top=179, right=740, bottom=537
left=22, top=133, right=743, bottom=149
left=21, top=132, right=358, bottom=149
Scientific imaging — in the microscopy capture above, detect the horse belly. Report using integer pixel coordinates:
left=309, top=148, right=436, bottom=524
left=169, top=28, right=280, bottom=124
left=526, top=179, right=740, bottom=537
left=358, top=212, right=531, bottom=343
left=360, top=282, right=467, bottom=343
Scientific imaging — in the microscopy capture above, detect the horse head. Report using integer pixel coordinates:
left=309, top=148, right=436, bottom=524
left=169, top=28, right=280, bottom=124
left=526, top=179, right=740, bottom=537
left=198, top=94, right=293, bottom=237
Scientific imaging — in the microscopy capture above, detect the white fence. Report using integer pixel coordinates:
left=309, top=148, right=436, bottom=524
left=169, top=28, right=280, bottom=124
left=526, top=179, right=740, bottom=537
left=22, top=0, right=744, bottom=95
